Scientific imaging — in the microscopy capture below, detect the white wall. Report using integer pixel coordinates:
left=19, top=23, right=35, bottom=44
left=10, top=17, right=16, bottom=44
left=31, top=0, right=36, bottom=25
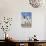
left=44, top=15, right=46, bottom=40
left=0, top=0, right=46, bottom=40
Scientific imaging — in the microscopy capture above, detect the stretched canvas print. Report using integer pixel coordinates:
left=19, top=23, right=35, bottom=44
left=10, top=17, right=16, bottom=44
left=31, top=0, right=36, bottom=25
left=21, top=12, right=32, bottom=28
